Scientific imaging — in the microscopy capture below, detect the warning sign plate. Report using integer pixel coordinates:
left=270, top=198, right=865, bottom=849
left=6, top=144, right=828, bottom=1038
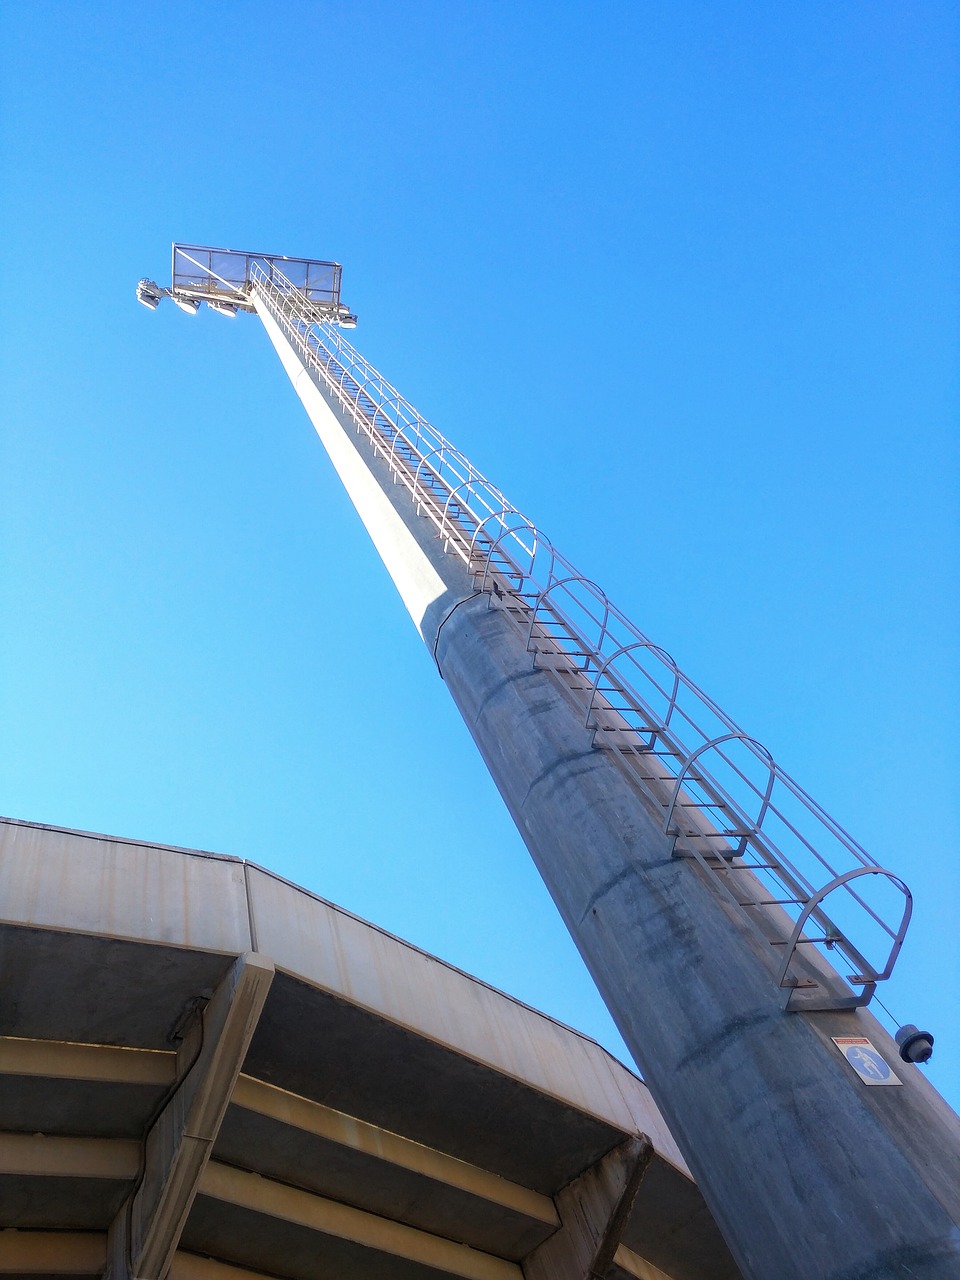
left=832, top=1036, right=901, bottom=1086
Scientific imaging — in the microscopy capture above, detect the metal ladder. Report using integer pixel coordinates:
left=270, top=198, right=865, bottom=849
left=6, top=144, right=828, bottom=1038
left=252, top=267, right=914, bottom=1014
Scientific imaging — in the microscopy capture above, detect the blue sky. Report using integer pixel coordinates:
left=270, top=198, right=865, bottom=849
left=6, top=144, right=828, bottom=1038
left=2, top=3, right=958, bottom=1109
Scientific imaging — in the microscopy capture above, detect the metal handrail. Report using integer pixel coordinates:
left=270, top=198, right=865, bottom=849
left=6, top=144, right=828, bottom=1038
left=249, top=261, right=910, bottom=1008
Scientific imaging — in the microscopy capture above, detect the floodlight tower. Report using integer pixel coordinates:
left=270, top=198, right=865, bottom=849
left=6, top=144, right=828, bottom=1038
left=139, top=245, right=960, bottom=1280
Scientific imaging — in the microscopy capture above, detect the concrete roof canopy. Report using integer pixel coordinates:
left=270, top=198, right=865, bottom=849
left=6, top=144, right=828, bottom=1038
left=0, top=817, right=740, bottom=1280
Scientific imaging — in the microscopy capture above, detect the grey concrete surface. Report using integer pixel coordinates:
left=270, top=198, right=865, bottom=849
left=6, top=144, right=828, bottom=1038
left=433, top=590, right=960, bottom=1280
left=524, top=1137, right=652, bottom=1280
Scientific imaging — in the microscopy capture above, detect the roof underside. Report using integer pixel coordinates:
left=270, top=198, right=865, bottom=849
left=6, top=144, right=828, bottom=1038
left=0, top=818, right=739, bottom=1280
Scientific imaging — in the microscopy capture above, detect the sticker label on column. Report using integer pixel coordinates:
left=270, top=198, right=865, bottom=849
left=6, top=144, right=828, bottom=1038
left=832, top=1036, right=901, bottom=1085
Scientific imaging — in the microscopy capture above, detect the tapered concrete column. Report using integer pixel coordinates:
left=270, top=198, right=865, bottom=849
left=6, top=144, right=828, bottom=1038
left=106, top=952, right=274, bottom=1280
left=433, top=594, right=960, bottom=1279
left=255, top=293, right=960, bottom=1280
left=523, top=1137, right=652, bottom=1280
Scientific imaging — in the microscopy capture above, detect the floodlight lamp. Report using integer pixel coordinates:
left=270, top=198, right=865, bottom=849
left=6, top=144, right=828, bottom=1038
left=209, top=301, right=239, bottom=318
left=173, top=295, right=201, bottom=315
left=338, top=313, right=358, bottom=329
left=136, top=279, right=163, bottom=310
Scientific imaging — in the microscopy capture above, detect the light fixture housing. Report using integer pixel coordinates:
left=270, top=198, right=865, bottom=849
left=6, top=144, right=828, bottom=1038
left=896, top=1024, right=934, bottom=1064
left=173, top=294, right=201, bottom=315
left=136, top=279, right=164, bottom=310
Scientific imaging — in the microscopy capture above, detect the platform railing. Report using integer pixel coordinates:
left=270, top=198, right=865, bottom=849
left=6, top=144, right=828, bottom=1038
left=250, top=262, right=912, bottom=1011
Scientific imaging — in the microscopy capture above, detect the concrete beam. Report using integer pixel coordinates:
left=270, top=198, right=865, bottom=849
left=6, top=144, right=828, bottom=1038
left=168, top=1259, right=280, bottom=1280
left=0, top=1234, right=286, bottom=1279
left=0, top=1038, right=553, bottom=1235
left=611, top=1246, right=673, bottom=1280
left=0, top=1035, right=175, bottom=1085
left=0, top=1230, right=106, bottom=1274
left=522, top=1137, right=653, bottom=1280
left=233, top=1074, right=558, bottom=1230
left=106, top=952, right=274, bottom=1280
left=169, top=1255, right=285, bottom=1280
left=199, top=1158, right=523, bottom=1280
left=0, top=1132, right=138, bottom=1179
left=0, top=820, right=252, bottom=953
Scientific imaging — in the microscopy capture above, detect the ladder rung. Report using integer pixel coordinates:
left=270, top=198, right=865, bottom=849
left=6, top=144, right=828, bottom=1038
left=769, top=936, right=837, bottom=946
left=717, top=863, right=783, bottom=872
left=737, top=898, right=804, bottom=908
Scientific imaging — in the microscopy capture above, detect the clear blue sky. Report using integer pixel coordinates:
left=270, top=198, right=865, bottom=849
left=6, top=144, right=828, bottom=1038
left=2, top=3, right=958, bottom=1109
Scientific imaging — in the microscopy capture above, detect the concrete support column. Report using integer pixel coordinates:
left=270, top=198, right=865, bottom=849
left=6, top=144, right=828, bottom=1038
left=106, top=952, right=274, bottom=1280
left=523, top=1137, right=652, bottom=1280
left=255, top=298, right=960, bottom=1280
left=433, top=594, right=960, bottom=1279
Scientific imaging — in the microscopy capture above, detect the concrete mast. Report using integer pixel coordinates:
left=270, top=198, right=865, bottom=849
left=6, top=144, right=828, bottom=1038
left=144, top=248, right=960, bottom=1279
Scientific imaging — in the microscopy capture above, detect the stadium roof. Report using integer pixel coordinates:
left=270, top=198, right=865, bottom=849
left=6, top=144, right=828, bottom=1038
left=0, top=817, right=739, bottom=1279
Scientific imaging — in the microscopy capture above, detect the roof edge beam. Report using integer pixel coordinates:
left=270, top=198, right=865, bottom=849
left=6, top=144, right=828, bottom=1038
left=521, top=1135, right=653, bottom=1280
left=106, top=951, right=275, bottom=1280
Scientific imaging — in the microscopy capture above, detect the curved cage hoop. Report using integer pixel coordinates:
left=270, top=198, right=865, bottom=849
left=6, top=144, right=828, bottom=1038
left=525, top=575, right=610, bottom=655
left=439, top=479, right=485, bottom=541
left=663, top=733, right=777, bottom=853
left=412, top=446, right=448, bottom=505
left=777, top=868, right=912, bottom=1009
left=387, top=421, right=423, bottom=471
left=586, top=641, right=681, bottom=740
left=478, top=522, right=552, bottom=593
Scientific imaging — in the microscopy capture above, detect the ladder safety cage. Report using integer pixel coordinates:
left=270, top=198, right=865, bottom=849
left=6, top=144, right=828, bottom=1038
left=249, top=261, right=912, bottom=1012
